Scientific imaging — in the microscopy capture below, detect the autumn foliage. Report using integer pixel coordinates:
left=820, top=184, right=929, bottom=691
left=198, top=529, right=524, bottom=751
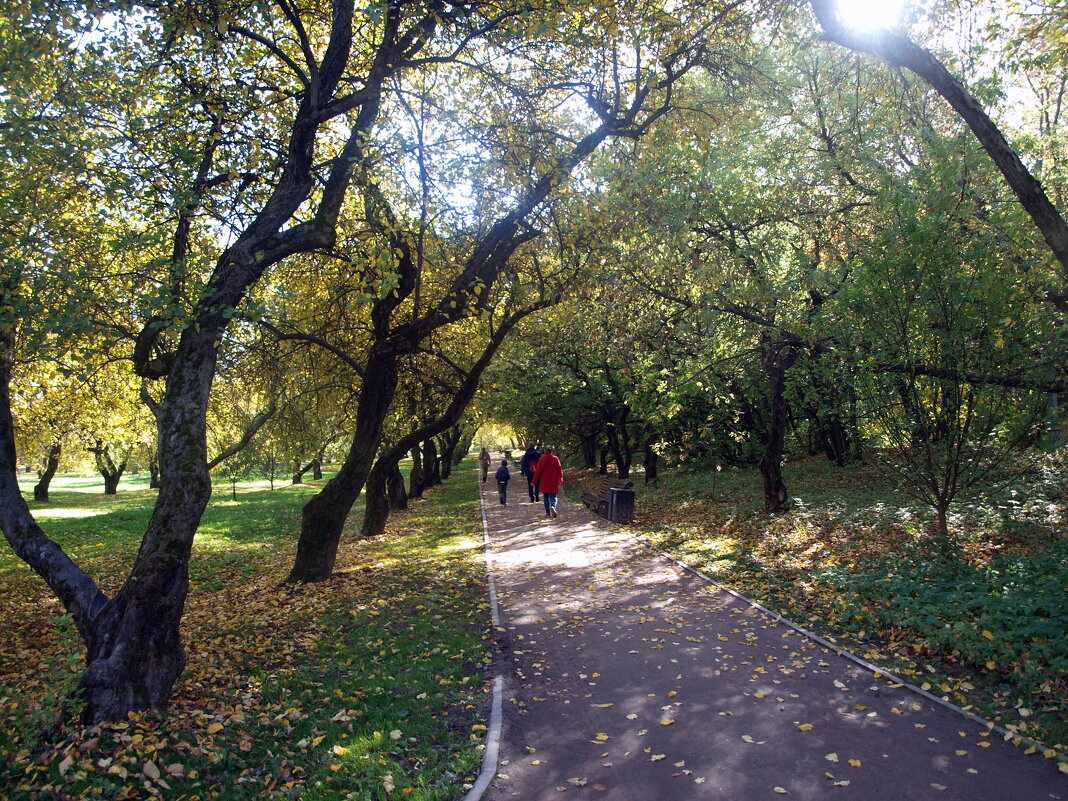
left=0, top=473, right=491, bottom=800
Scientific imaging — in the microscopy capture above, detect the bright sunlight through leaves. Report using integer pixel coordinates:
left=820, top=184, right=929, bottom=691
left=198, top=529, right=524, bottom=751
left=835, top=0, right=908, bottom=31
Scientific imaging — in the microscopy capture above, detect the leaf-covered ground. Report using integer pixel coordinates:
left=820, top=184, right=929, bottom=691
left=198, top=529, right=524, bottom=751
left=564, top=452, right=1068, bottom=753
left=0, top=468, right=491, bottom=800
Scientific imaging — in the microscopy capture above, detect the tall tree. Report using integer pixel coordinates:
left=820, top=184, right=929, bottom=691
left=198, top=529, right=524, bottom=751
left=1, top=0, right=505, bottom=721
left=808, top=0, right=1068, bottom=296
left=287, top=0, right=755, bottom=581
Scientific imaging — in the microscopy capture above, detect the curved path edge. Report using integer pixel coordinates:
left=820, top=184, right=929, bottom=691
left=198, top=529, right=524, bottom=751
left=632, top=531, right=1067, bottom=764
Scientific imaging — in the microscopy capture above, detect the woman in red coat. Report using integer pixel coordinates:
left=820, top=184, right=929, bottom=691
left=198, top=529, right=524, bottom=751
left=532, top=446, right=563, bottom=519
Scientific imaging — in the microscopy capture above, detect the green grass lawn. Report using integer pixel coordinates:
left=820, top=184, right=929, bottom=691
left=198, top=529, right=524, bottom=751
left=565, top=451, right=1068, bottom=755
left=0, top=464, right=491, bottom=800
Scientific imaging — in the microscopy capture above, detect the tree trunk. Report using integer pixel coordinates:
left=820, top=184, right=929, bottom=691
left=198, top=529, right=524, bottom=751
left=757, top=338, right=800, bottom=513
left=438, top=434, right=454, bottom=480
left=643, top=438, right=658, bottom=483
left=91, top=442, right=129, bottom=496
left=438, top=425, right=464, bottom=478
left=580, top=436, right=597, bottom=469
left=312, top=454, right=323, bottom=480
left=386, top=459, right=408, bottom=511
left=599, top=447, right=609, bottom=475
left=33, top=440, right=61, bottom=502
left=292, top=457, right=304, bottom=484
left=409, top=446, right=424, bottom=499
left=289, top=353, right=399, bottom=583
left=149, top=450, right=161, bottom=489
left=103, top=472, right=121, bottom=495
left=935, top=502, right=950, bottom=539
left=78, top=322, right=220, bottom=721
left=422, top=438, right=441, bottom=489
left=606, top=426, right=630, bottom=478
left=360, top=456, right=392, bottom=539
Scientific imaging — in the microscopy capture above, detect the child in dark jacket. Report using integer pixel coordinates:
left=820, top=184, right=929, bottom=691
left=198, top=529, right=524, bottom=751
left=494, top=460, right=510, bottom=505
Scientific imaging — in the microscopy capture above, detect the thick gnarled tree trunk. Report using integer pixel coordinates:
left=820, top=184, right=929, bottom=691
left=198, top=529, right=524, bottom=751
left=33, top=440, right=62, bottom=502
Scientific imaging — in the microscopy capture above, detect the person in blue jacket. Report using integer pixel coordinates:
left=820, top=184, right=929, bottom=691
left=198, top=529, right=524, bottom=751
left=494, top=460, right=511, bottom=505
left=519, top=442, right=542, bottom=503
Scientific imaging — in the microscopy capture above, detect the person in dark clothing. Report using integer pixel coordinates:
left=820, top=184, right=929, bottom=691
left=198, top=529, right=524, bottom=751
left=519, top=442, right=542, bottom=503
left=494, top=460, right=510, bottom=505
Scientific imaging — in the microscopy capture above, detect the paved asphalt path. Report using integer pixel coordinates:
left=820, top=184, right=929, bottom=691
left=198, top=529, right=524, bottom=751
left=478, top=480, right=1066, bottom=801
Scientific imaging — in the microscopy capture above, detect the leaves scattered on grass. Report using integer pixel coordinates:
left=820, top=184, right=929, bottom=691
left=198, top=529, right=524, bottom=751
left=0, top=470, right=492, bottom=800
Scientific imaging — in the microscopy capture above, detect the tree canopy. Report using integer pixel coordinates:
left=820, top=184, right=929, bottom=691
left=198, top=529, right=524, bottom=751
left=1, top=0, right=1065, bottom=722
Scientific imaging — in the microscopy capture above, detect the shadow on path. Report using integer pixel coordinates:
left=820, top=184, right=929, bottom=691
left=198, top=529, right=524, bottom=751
left=480, top=479, right=1065, bottom=801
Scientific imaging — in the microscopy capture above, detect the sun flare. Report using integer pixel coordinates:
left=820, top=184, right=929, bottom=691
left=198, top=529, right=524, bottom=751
left=835, top=0, right=908, bottom=32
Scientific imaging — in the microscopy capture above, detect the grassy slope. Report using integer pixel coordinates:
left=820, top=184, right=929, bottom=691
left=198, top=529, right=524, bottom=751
left=564, top=453, right=1068, bottom=753
left=0, top=466, right=491, bottom=800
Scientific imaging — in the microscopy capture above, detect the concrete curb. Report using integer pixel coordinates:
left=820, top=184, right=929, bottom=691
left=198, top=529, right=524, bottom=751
left=627, top=528, right=1066, bottom=765
left=463, top=476, right=505, bottom=801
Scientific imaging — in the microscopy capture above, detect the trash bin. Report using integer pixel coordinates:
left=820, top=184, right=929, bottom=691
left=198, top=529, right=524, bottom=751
left=608, top=487, right=635, bottom=524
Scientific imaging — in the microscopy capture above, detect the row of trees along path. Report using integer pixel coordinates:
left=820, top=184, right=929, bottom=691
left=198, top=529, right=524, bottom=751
left=3, top=0, right=1068, bottom=728
left=479, top=479, right=1064, bottom=800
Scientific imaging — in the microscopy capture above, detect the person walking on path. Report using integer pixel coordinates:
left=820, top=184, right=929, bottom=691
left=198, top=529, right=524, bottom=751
left=519, top=442, right=542, bottom=503
left=531, top=445, right=562, bottom=519
left=494, top=459, right=510, bottom=505
left=478, top=497, right=1066, bottom=801
left=479, top=447, right=491, bottom=483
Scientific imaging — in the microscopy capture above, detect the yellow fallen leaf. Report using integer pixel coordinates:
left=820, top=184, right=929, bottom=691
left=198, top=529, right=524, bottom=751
left=651, top=754, right=666, bottom=761
left=594, top=733, right=611, bottom=741
left=848, top=759, right=861, bottom=767
left=774, top=787, right=789, bottom=794
left=312, top=735, right=326, bottom=747
left=825, top=753, right=839, bottom=763
left=660, top=719, right=675, bottom=726
left=206, top=722, right=224, bottom=735
left=798, top=724, right=813, bottom=732
left=982, top=630, right=994, bottom=640
left=591, top=703, right=614, bottom=708
left=955, top=750, right=967, bottom=756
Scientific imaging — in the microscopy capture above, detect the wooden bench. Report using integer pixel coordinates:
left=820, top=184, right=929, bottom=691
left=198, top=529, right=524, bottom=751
left=581, top=476, right=636, bottom=523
